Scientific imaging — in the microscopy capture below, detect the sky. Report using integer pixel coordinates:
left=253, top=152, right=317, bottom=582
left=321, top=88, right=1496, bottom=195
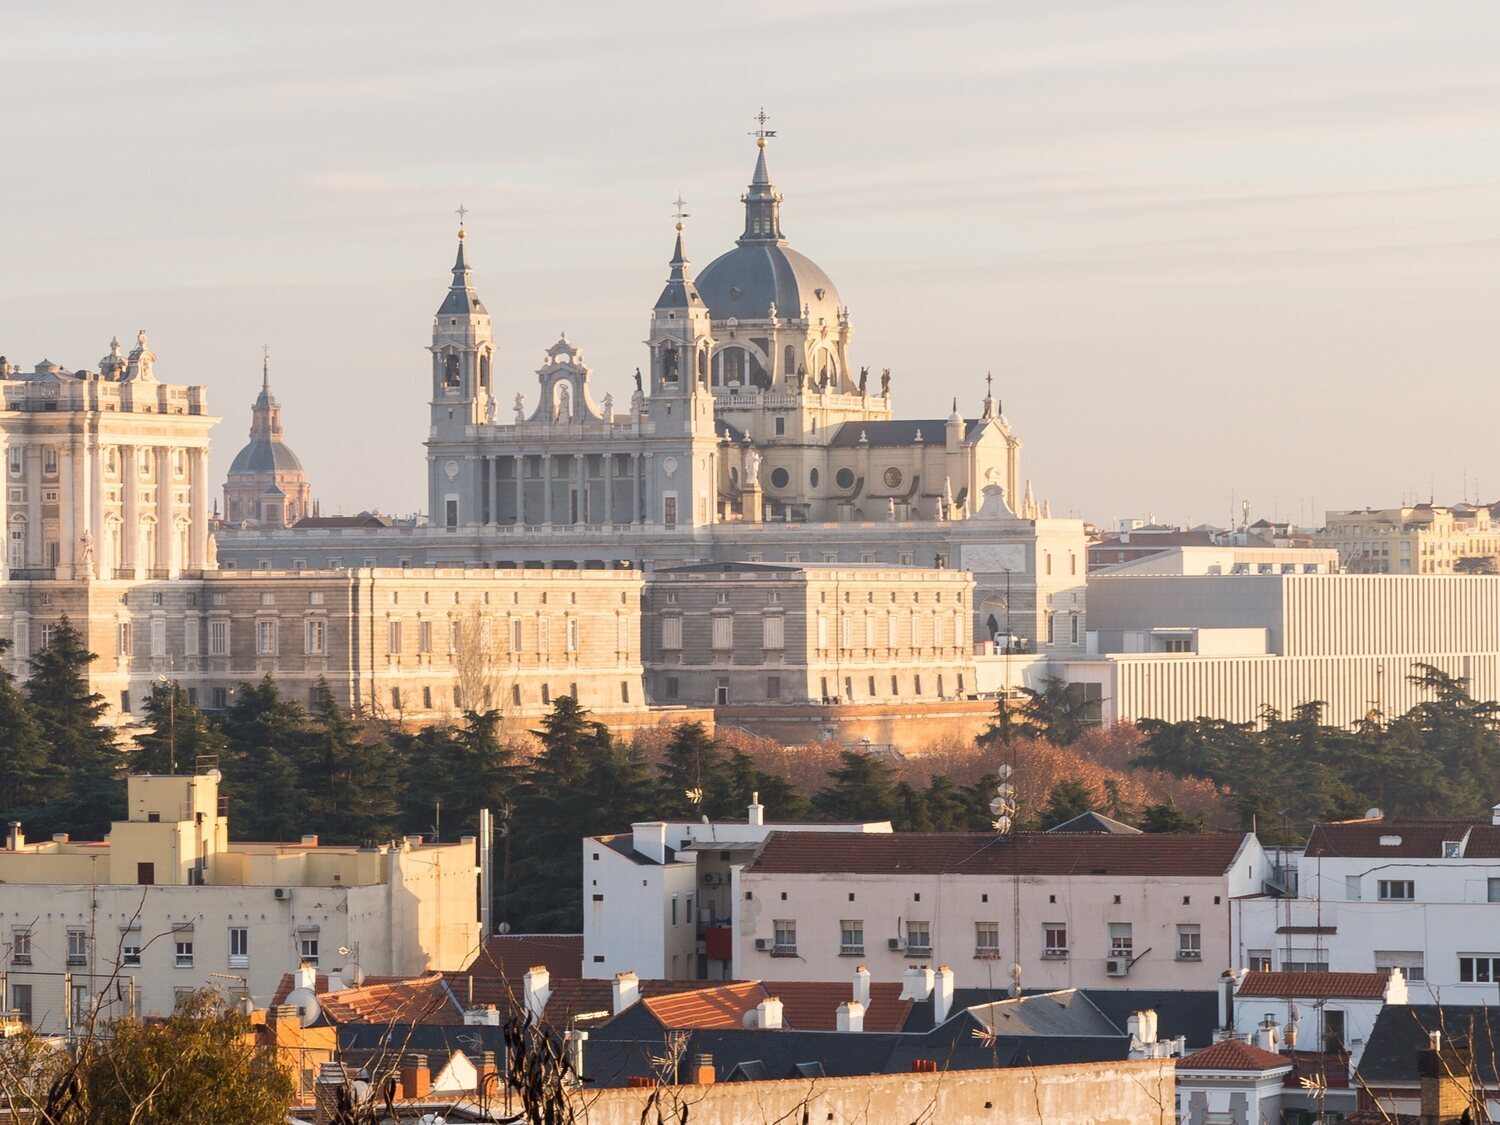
left=4, top=1, right=1500, bottom=528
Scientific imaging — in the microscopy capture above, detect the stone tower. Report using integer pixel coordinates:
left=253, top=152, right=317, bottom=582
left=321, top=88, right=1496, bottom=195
left=223, top=355, right=312, bottom=528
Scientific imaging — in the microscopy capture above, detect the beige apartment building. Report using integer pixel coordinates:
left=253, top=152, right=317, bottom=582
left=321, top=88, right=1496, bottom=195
left=642, top=562, right=977, bottom=707
left=0, top=772, right=479, bottom=1035
left=1321, top=503, right=1500, bottom=574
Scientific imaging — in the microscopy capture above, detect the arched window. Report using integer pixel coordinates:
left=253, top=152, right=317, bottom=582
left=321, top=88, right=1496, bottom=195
left=784, top=345, right=796, bottom=378
left=697, top=348, right=708, bottom=381
left=443, top=354, right=461, bottom=389
left=661, top=347, right=679, bottom=382
left=479, top=353, right=492, bottom=391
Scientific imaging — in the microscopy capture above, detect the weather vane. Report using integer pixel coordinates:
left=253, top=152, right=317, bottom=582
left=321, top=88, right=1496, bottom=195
left=672, top=195, right=690, bottom=228
left=750, top=107, right=776, bottom=142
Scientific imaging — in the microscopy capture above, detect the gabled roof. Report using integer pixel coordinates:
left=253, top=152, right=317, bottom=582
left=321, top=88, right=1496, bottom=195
left=1237, top=971, right=1389, bottom=1000
left=1359, top=1004, right=1500, bottom=1086
left=643, top=981, right=765, bottom=1029
left=1047, top=810, right=1143, bottom=835
left=967, top=990, right=1121, bottom=1038
left=761, top=980, right=911, bottom=1033
left=1305, top=818, right=1500, bottom=859
left=271, top=971, right=418, bottom=1007
left=1178, top=1038, right=1293, bottom=1072
left=316, top=973, right=461, bottom=1026
left=461, top=933, right=584, bottom=984
left=745, top=830, right=1250, bottom=878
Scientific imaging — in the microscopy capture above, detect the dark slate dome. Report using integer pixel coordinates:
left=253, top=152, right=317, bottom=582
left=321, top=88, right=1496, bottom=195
left=229, top=437, right=304, bottom=474
left=694, top=243, right=842, bottom=325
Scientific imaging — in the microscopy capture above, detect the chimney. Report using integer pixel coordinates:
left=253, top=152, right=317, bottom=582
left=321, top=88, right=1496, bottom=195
left=747, top=793, right=765, bottom=827
left=564, top=1029, right=588, bottom=1083
left=522, top=965, right=551, bottom=1020
left=51, top=833, right=68, bottom=844
left=297, top=963, right=318, bottom=992
left=5, top=822, right=22, bottom=851
left=613, top=971, right=640, bottom=1014
left=478, top=1051, right=499, bottom=1093
left=301, top=834, right=319, bottom=847
left=933, top=965, right=955, bottom=1025
left=900, top=965, right=935, bottom=1002
left=837, top=1000, right=865, bottom=1033
left=690, top=1053, right=716, bottom=1085
left=1419, top=1035, right=1476, bottom=1125
left=632, top=822, right=668, bottom=864
left=464, top=1005, right=501, bottom=1027
left=1218, top=970, right=1237, bottom=1032
left=399, top=1054, right=431, bottom=1100
left=325, top=970, right=345, bottom=993
left=852, top=964, right=871, bottom=1009
left=1254, top=1015, right=1280, bottom=1053
left=756, top=997, right=783, bottom=1030
left=1492, top=803, right=1500, bottom=827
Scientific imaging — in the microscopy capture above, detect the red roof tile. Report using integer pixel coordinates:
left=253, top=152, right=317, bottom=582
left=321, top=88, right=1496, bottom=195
left=459, top=934, right=583, bottom=983
left=746, top=831, right=1250, bottom=877
left=317, top=973, right=460, bottom=1026
left=270, top=972, right=414, bottom=1007
left=1179, top=1038, right=1293, bottom=1072
left=1305, top=819, right=1497, bottom=859
left=761, top=981, right=911, bottom=1033
left=644, top=981, right=767, bottom=1029
left=1237, top=971, right=1389, bottom=1000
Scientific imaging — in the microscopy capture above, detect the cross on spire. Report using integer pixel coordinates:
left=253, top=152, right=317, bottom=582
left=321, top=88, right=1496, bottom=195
left=455, top=202, right=469, bottom=232
left=750, top=107, right=776, bottom=143
left=986, top=371, right=993, bottom=395
left=671, top=195, right=690, bottom=227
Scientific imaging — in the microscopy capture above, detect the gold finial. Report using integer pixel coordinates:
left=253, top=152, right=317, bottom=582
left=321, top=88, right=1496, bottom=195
left=750, top=107, right=776, bottom=148
left=672, top=194, right=690, bottom=232
left=455, top=201, right=469, bottom=238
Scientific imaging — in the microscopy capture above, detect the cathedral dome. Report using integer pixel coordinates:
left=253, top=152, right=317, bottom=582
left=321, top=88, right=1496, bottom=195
left=229, top=436, right=304, bottom=474
left=695, top=243, right=842, bottom=325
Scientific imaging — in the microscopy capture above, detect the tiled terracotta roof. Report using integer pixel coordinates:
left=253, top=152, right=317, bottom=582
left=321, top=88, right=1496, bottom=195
left=746, top=831, right=1249, bottom=877
left=270, top=972, right=414, bottom=1006
left=761, top=980, right=912, bottom=1033
left=1237, top=971, right=1389, bottom=1000
left=644, top=981, right=767, bottom=1030
left=1179, top=1038, right=1293, bottom=1072
left=461, top=934, right=583, bottom=984
left=317, top=973, right=461, bottom=1026
left=1305, top=819, right=1500, bottom=859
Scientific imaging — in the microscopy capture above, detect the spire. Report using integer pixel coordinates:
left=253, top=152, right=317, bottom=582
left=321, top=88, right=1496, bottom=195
left=654, top=200, right=706, bottom=312
left=252, top=349, right=282, bottom=437
left=739, top=108, right=785, bottom=246
left=438, top=211, right=487, bottom=317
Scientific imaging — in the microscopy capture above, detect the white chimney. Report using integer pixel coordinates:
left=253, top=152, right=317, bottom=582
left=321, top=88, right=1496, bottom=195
left=933, top=965, right=955, bottom=1025
left=900, top=965, right=935, bottom=1002
left=564, top=1028, right=588, bottom=1080
left=852, top=965, right=871, bottom=1009
left=613, top=971, right=640, bottom=1014
left=464, top=1005, right=501, bottom=1026
left=837, top=1000, right=865, bottom=1033
left=748, top=793, right=764, bottom=827
left=632, top=822, right=668, bottom=864
left=756, top=997, right=783, bottom=1030
left=297, top=963, right=317, bottom=991
left=1255, top=1016, right=1280, bottom=1053
left=1384, top=966, right=1409, bottom=1004
left=523, top=965, right=551, bottom=1020
left=325, top=970, right=346, bottom=993
left=1218, top=970, right=1237, bottom=1031
left=1492, top=804, right=1500, bottom=827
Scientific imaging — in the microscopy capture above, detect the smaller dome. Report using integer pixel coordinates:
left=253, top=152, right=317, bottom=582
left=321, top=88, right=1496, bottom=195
left=229, top=437, right=304, bottom=475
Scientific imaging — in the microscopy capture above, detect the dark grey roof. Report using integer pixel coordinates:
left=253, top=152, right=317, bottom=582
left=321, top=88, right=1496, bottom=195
left=1048, top=811, right=1143, bottom=835
left=654, top=230, right=707, bottom=312
left=437, top=238, right=487, bottom=317
left=903, top=987, right=1219, bottom=1048
left=596, top=833, right=680, bottom=866
left=717, top=420, right=749, bottom=443
left=1358, top=1005, right=1500, bottom=1086
left=228, top=437, right=304, bottom=474
left=656, top=561, right=803, bottom=575
left=827, top=419, right=991, bottom=447
left=967, top=991, right=1121, bottom=1039
left=695, top=243, right=841, bottom=324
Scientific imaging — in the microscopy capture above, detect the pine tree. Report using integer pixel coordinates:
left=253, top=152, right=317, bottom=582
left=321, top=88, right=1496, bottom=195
left=130, top=681, right=227, bottom=776
left=218, top=676, right=313, bottom=841
left=656, top=721, right=735, bottom=818
left=811, top=750, right=902, bottom=823
left=0, top=638, right=53, bottom=816
left=24, top=615, right=121, bottom=838
left=304, top=679, right=400, bottom=844
left=1040, top=779, right=1097, bottom=829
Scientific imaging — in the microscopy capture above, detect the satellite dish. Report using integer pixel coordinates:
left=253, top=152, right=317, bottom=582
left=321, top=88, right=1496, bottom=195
left=285, top=987, right=322, bottom=1028
left=205, top=768, right=222, bottom=781
left=348, top=963, right=366, bottom=987
left=497, top=921, right=511, bottom=935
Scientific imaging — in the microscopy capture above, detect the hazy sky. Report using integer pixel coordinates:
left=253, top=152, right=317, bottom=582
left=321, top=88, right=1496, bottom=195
left=5, top=2, right=1500, bottom=527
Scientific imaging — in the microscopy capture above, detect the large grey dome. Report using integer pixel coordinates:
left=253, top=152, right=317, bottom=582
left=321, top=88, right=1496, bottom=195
left=695, top=243, right=842, bottom=325
left=229, top=437, right=304, bottom=474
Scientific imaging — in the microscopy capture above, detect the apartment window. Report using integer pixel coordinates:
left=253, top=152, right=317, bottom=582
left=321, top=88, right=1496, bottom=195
left=1346, top=875, right=1361, bottom=901
left=211, top=687, right=228, bottom=710
left=710, top=614, right=736, bottom=650
left=175, top=939, right=194, bottom=968
left=1044, top=924, right=1068, bottom=957
left=417, top=620, right=432, bottom=653
left=541, top=684, right=551, bottom=705
left=975, top=922, right=1000, bottom=958
left=308, top=591, right=324, bottom=606
left=390, top=687, right=402, bottom=710
left=387, top=619, right=402, bottom=653
left=67, top=929, right=88, bottom=965
left=1109, top=922, right=1133, bottom=957
left=840, top=920, right=864, bottom=956
left=1045, top=613, right=1055, bottom=645
left=1375, top=950, right=1424, bottom=982
left=259, top=592, right=275, bottom=607
left=1070, top=614, right=1079, bottom=643
left=662, top=616, right=682, bottom=650
left=1489, top=878, right=1500, bottom=904
left=122, top=940, right=141, bottom=967
left=299, top=937, right=320, bottom=966
left=567, top=618, right=579, bottom=652
left=906, top=921, right=931, bottom=956
left=40, top=624, right=56, bottom=650
left=762, top=614, right=784, bottom=649
left=229, top=927, right=249, bottom=968
left=6, top=448, right=19, bottom=475
left=255, top=620, right=276, bottom=655
left=1176, top=924, right=1202, bottom=960
left=1460, top=955, right=1500, bottom=983
left=766, top=675, right=781, bottom=700
left=1247, top=949, right=1273, bottom=972
left=305, top=619, right=326, bottom=655
left=43, top=448, right=57, bottom=475
left=117, top=621, right=132, bottom=657
left=1281, top=950, right=1329, bottom=973
left=1378, top=879, right=1414, bottom=901
left=772, top=920, right=796, bottom=955
left=1443, top=840, right=1461, bottom=858
left=11, top=927, right=32, bottom=966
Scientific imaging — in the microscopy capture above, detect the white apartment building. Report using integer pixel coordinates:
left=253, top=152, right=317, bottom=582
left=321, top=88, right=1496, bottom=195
left=1063, top=572, right=1500, bottom=726
left=0, top=773, right=480, bottom=1035
left=732, top=829, right=1270, bottom=990
left=1236, top=812, right=1500, bottom=1001
left=583, top=800, right=891, bottom=981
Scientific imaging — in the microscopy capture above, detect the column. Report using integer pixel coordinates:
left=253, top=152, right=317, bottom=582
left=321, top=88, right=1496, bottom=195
left=90, top=436, right=105, bottom=577
left=189, top=447, right=208, bottom=569
left=0, top=441, right=8, bottom=575
left=25, top=447, right=41, bottom=568
left=604, top=452, right=614, bottom=526
left=542, top=454, right=553, bottom=527
left=155, top=446, right=173, bottom=575
left=574, top=454, right=586, bottom=526
left=642, top=452, right=654, bottom=526
left=630, top=453, right=641, bottom=526
left=61, top=444, right=78, bottom=573
left=514, top=455, right=524, bottom=527
left=490, top=458, right=500, bottom=526
left=121, top=444, right=138, bottom=576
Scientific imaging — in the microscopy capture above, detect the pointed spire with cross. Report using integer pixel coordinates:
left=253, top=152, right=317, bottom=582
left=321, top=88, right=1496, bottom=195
left=750, top=107, right=776, bottom=146
left=262, top=344, right=270, bottom=393
left=455, top=201, right=469, bottom=238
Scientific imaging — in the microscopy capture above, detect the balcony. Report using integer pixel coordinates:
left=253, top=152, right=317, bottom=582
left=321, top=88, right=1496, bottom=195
left=770, top=944, right=797, bottom=958
left=839, top=945, right=865, bottom=957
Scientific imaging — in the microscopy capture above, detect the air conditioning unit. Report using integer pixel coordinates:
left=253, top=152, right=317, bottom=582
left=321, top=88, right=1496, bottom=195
left=754, top=938, right=772, bottom=951
left=273, top=887, right=292, bottom=902
left=702, top=873, right=722, bottom=886
left=1106, top=957, right=1130, bottom=977
left=888, top=938, right=905, bottom=951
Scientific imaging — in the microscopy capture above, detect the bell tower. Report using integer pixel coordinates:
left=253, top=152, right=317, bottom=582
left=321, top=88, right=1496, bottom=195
left=429, top=210, right=495, bottom=429
left=645, top=207, right=716, bottom=436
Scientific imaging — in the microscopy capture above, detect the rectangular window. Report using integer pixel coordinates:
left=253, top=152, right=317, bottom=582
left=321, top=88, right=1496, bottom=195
left=40, top=624, right=56, bottom=650
left=6, top=448, right=19, bottom=475
left=390, top=686, right=402, bottom=709
left=817, top=616, right=828, bottom=649
left=663, top=495, right=677, bottom=528
left=149, top=618, right=166, bottom=657
left=1177, top=924, right=1202, bottom=959
left=305, top=619, right=326, bottom=655
left=711, top=614, right=733, bottom=650
left=567, top=618, right=579, bottom=652
left=762, top=614, right=784, bottom=650
left=1248, top=949, right=1273, bottom=972
left=766, top=675, right=781, bottom=700
left=1070, top=615, right=1079, bottom=643
left=840, top=919, right=864, bottom=956
left=229, top=927, right=249, bottom=967
left=1345, top=875, right=1361, bottom=901
left=255, top=619, right=276, bottom=655
left=1374, top=950, right=1424, bottom=982
left=906, top=921, right=931, bottom=956
left=122, top=940, right=141, bottom=967
left=1378, top=879, right=1414, bottom=901
left=662, top=616, right=682, bottom=650
left=211, top=686, right=228, bottom=710
left=663, top=676, right=678, bottom=700
left=66, top=929, right=88, bottom=965
left=887, top=616, right=899, bottom=647
left=117, top=622, right=132, bottom=657
left=773, top=919, right=797, bottom=954
left=10, top=928, right=32, bottom=965
left=1109, top=922, right=1133, bottom=956
left=417, top=620, right=432, bottom=653
left=1489, top=878, right=1500, bottom=904
left=975, top=921, right=1000, bottom=958
left=299, top=937, right=319, bottom=966
left=1044, top=924, right=1068, bottom=957
left=1460, top=955, right=1500, bottom=983
left=387, top=619, right=402, bottom=654
left=43, top=448, right=57, bottom=475
left=12, top=983, right=33, bottom=1026
left=175, top=940, right=194, bottom=968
